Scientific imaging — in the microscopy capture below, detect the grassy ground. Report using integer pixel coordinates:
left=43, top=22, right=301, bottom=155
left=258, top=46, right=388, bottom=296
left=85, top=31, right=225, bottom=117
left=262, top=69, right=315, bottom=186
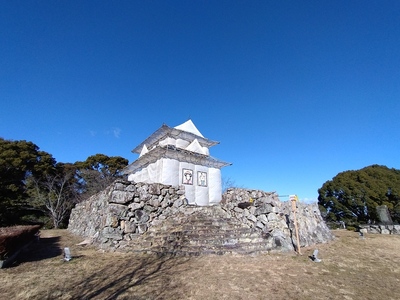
left=0, top=229, right=399, bottom=300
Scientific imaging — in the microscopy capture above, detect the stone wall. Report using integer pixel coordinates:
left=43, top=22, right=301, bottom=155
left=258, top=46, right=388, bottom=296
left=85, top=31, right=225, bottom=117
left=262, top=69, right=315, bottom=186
left=68, top=180, right=187, bottom=242
left=68, top=180, right=333, bottom=253
left=359, top=224, right=400, bottom=235
left=221, top=188, right=333, bottom=250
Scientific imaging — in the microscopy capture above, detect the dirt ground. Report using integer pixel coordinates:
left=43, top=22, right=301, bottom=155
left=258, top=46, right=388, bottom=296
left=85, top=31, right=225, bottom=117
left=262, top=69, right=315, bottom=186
left=0, top=229, right=399, bottom=300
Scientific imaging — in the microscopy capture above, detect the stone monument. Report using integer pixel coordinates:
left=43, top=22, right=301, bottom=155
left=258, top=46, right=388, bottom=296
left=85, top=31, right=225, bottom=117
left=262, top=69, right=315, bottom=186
left=376, top=205, right=393, bottom=225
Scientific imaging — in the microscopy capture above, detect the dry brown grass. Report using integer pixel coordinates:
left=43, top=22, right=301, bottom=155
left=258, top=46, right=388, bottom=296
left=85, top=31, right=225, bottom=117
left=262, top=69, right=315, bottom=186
left=0, top=229, right=399, bottom=300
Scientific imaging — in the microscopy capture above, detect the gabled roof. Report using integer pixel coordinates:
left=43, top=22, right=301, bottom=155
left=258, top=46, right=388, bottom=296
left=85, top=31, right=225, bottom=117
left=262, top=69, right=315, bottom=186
left=174, top=119, right=204, bottom=137
left=139, top=144, right=148, bottom=156
left=185, top=138, right=207, bottom=155
left=132, top=121, right=219, bottom=154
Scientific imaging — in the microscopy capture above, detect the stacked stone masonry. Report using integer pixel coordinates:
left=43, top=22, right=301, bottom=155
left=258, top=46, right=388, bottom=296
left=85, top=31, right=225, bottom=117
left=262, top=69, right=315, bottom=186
left=68, top=180, right=333, bottom=255
left=359, top=224, right=400, bottom=235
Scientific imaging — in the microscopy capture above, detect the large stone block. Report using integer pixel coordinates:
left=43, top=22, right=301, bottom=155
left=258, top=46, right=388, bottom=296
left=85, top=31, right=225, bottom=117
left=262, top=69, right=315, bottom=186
left=102, top=227, right=123, bottom=240
left=124, top=221, right=136, bottom=233
left=128, top=202, right=143, bottom=211
left=149, top=198, right=161, bottom=208
left=258, top=197, right=272, bottom=204
left=144, top=204, right=157, bottom=213
left=173, top=199, right=184, bottom=208
left=267, top=213, right=278, bottom=222
left=380, top=226, right=390, bottom=234
left=109, top=203, right=128, bottom=216
left=257, top=214, right=268, bottom=224
left=256, top=221, right=264, bottom=229
left=149, top=184, right=161, bottom=195
left=137, top=224, right=148, bottom=234
left=125, top=184, right=136, bottom=192
left=138, top=186, right=151, bottom=201
left=247, top=214, right=257, bottom=223
left=110, top=191, right=134, bottom=204
left=234, top=207, right=244, bottom=213
left=134, top=210, right=149, bottom=223
left=106, top=215, right=119, bottom=228
left=114, top=182, right=128, bottom=191
left=255, top=203, right=273, bottom=215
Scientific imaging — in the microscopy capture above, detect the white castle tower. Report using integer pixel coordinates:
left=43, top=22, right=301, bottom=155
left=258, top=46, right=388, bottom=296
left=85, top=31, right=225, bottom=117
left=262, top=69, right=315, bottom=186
left=124, top=120, right=231, bottom=206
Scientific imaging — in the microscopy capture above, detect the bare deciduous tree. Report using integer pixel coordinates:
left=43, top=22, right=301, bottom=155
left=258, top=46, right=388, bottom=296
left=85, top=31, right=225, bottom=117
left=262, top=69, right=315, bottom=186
left=30, top=170, right=77, bottom=228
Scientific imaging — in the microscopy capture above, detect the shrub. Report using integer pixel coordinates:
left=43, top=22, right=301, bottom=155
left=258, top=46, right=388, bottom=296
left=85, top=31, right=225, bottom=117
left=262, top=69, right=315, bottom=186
left=0, top=225, right=41, bottom=260
left=346, top=226, right=357, bottom=232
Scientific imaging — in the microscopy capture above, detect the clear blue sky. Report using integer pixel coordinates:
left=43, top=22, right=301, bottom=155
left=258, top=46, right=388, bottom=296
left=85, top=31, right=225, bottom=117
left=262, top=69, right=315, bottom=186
left=1, top=1, right=399, bottom=202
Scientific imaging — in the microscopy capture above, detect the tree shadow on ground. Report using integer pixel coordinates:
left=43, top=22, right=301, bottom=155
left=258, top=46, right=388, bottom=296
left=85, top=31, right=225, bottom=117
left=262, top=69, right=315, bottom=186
left=70, top=254, right=192, bottom=300
left=10, top=236, right=62, bottom=267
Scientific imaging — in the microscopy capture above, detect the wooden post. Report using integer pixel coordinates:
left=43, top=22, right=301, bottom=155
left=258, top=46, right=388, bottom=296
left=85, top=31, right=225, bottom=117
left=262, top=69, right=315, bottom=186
left=290, top=195, right=301, bottom=254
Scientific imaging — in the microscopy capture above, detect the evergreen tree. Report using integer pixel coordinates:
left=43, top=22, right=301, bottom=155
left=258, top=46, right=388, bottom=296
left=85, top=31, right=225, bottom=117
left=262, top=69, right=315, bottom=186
left=318, top=165, right=400, bottom=224
left=0, top=138, right=56, bottom=226
left=75, top=154, right=129, bottom=199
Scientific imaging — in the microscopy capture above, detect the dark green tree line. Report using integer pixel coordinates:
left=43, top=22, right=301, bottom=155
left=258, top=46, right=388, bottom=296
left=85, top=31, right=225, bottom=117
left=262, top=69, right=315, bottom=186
left=74, top=154, right=128, bottom=198
left=1, top=138, right=129, bottom=228
left=0, top=138, right=56, bottom=226
left=318, top=165, right=400, bottom=224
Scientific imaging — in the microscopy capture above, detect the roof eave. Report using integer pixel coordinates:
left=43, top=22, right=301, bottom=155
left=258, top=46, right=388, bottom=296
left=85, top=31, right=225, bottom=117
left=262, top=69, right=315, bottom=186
left=131, top=124, right=219, bottom=154
left=124, top=146, right=231, bottom=174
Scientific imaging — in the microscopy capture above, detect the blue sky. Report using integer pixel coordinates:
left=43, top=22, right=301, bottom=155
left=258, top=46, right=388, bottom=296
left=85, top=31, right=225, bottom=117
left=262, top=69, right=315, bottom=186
left=1, top=1, right=399, bottom=202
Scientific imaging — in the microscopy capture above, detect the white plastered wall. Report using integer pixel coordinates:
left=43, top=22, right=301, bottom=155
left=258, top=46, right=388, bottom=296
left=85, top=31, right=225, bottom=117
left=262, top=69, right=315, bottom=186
left=194, top=165, right=209, bottom=206
left=128, top=159, right=223, bottom=206
left=127, top=160, right=162, bottom=183
left=179, top=162, right=196, bottom=205
left=176, top=163, right=215, bottom=206
left=208, top=168, right=222, bottom=204
left=161, top=158, right=179, bottom=185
